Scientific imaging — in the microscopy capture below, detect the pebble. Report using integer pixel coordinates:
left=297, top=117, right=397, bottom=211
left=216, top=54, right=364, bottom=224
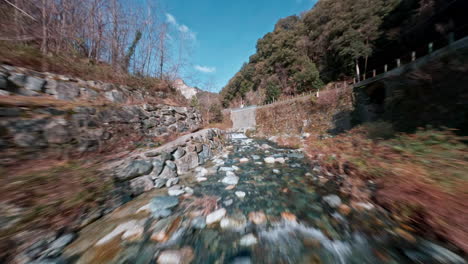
left=222, top=172, right=239, bottom=185
left=206, top=208, right=226, bottom=225
left=157, top=247, right=194, bottom=264
left=191, top=216, right=206, bottom=229
left=168, top=186, right=185, bottom=196
left=322, top=194, right=342, bottom=208
left=196, top=177, right=207, bottom=182
left=248, top=211, right=267, bottom=225
left=264, top=157, right=275, bottom=164
left=232, top=165, right=240, bottom=171
left=225, top=185, right=236, bottom=190
left=239, top=233, right=258, bottom=246
left=281, top=212, right=297, bottom=222
left=239, top=158, right=249, bottom=163
left=354, top=202, right=375, bottom=211
left=220, top=214, right=247, bottom=230
left=251, top=155, right=260, bottom=160
left=273, top=169, right=280, bottom=174
left=275, top=157, right=285, bottom=164
left=235, top=191, right=246, bottom=198
left=184, top=187, right=194, bottom=195
left=338, top=204, right=351, bottom=215
left=166, top=178, right=179, bottom=187
left=223, top=199, right=233, bottom=206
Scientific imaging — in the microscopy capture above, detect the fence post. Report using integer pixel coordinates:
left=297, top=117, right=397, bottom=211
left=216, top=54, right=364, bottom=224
left=428, top=42, right=433, bottom=54
left=411, top=51, right=416, bottom=61
left=448, top=32, right=454, bottom=44
left=373, top=69, right=376, bottom=77
left=396, top=58, right=401, bottom=67
left=384, top=64, right=388, bottom=73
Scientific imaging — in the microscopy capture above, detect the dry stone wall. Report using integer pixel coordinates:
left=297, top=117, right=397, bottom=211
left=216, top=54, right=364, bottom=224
left=111, top=128, right=224, bottom=197
left=0, top=64, right=164, bottom=102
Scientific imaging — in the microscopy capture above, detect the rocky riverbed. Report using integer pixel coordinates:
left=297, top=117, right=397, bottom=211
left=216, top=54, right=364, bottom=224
left=43, top=133, right=465, bottom=264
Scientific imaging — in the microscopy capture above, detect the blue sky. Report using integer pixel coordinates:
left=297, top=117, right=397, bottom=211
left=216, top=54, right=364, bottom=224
left=161, top=0, right=318, bottom=92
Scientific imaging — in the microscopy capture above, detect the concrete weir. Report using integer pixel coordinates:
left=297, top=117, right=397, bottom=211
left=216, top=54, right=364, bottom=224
left=230, top=105, right=257, bottom=130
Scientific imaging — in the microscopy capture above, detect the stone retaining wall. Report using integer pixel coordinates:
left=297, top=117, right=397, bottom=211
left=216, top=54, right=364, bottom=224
left=0, top=103, right=202, bottom=154
left=111, top=128, right=224, bottom=197
left=0, top=64, right=164, bottom=102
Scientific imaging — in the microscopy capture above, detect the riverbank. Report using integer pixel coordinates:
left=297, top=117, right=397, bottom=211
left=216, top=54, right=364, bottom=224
left=269, top=125, right=468, bottom=255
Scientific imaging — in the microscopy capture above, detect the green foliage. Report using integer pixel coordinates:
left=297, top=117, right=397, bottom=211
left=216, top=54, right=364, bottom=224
left=124, top=30, right=142, bottom=71
left=190, top=96, right=199, bottom=108
left=264, top=76, right=281, bottom=103
left=221, top=0, right=401, bottom=106
left=208, top=104, right=223, bottom=123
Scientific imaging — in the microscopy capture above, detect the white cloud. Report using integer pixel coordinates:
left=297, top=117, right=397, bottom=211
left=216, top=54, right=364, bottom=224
left=178, top=25, right=189, bottom=33
left=194, top=65, right=216, bottom=73
left=165, top=13, right=196, bottom=40
left=166, top=13, right=177, bottom=25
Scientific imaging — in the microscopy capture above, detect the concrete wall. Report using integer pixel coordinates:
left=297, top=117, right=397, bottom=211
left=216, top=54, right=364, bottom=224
left=230, top=106, right=257, bottom=129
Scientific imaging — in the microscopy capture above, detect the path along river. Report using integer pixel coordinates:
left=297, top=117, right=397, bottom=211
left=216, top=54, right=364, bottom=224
left=62, top=133, right=465, bottom=264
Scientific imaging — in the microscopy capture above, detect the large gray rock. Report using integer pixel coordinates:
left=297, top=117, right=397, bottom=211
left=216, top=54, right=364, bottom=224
left=158, top=165, right=177, bottom=179
left=129, top=175, right=154, bottom=196
left=117, top=160, right=153, bottom=181
left=198, top=144, right=212, bottom=164
left=55, top=82, right=80, bottom=100
left=150, top=196, right=179, bottom=217
left=172, top=147, right=186, bottom=159
left=43, top=119, right=70, bottom=144
left=149, top=158, right=165, bottom=179
left=175, top=151, right=198, bottom=175
left=221, top=172, right=239, bottom=185
left=25, top=76, right=45, bottom=92
left=13, top=133, right=47, bottom=148
left=323, top=194, right=342, bottom=208
left=105, top=89, right=126, bottom=103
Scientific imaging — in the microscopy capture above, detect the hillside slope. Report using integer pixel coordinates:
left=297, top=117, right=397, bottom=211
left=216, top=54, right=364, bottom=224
left=221, top=0, right=468, bottom=107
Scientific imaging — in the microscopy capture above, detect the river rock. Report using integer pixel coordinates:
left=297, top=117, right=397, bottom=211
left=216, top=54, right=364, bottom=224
left=117, top=160, right=153, bottom=181
left=159, top=165, right=177, bottom=179
left=219, top=167, right=235, bottom=172
left=323, top=194, right=342, bottom=208
left=175, top=151, right=198, bottom=174
left=96, top=220, right=142, bottom=245
left=166, top=177, right=179, bottom=188
left=239, top=234, right=258, bottom=247
left=168, top=186, right=185, bottom=196
left=235, top=191, right=246, bottom=198
left=248, top=211, right=267, bottom=225
left=239, top=158, right=249, bottom=163
left=220, top=214, right=247, bottom=231
left=157, top=247, right=194, bottom=264
left=222, top=172, right=239, bottom=185
left=130, top=176, right=154, bottom=196
left=154, top=178, right=167, bottom=188
left=251, top=155, right=260, bottom=160
left=43, top=233, right=75, bottom=257
left=264, top=157, right=275, bottom=164
left=274, top=157, right=285, bottom=164
left=206, top=208, right=226, bottom=225
left=150, top=196, right=179, bottom=216
left=191, top=216, right=206, bottom=229
left=273, top=169, right=280, bottom=174
left=173, top=147, right=186, bottom=159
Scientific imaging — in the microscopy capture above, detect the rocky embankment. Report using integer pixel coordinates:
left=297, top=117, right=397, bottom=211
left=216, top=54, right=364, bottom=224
left=0, top=64, right=164, bottom=102
left=0, top=65, right=222, bottom=263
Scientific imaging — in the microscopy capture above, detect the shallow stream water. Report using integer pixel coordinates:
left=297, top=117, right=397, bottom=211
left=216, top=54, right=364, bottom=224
left=63, top=134, right=466, bottom=264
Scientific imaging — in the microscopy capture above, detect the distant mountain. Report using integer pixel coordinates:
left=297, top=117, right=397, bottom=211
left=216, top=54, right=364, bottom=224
left=173, top=79, right=199, bottom=100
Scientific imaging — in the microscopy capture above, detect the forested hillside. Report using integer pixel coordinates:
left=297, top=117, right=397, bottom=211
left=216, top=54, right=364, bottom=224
left=221, top=0, right=468, bottom=107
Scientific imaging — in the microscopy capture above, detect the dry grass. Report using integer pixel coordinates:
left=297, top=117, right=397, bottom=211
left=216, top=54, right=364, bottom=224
left=255, top=87, right=353, bottom=136
left=0, top=160, right=113, bottom=261
left=181, top=195, right=220, bottom=216
left=301, top=126, right=468, bottom=252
